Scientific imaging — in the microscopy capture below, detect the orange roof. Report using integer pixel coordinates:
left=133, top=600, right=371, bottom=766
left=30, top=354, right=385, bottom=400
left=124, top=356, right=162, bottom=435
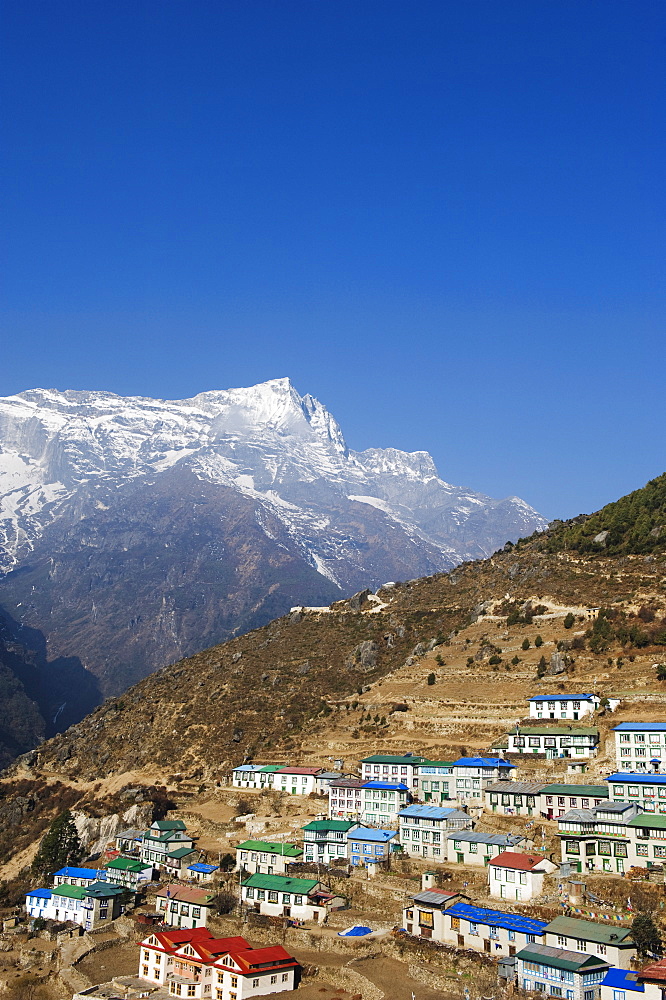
left=274, top=766, right=322, bottom=775
left=489, top=851, right=545, bottom=870
left=639, top=959, right=666, bottom=984
left=156, top=886, right=214, bottom=905
left=150, top=927, right=214, bottom=951
left=192, top=937, right=251, bottom=959
left=232, top=945, right=299, bottom=972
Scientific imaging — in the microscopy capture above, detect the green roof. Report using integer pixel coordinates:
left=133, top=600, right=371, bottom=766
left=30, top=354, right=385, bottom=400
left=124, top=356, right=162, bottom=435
left=628, top=814, right=666, bottom=830
left=418, top=760, right=455, bottom=767
left=243, top=873, right=319, bottom=893
left=361, top=754, right=427, bottom=764
left=152, top=820, right=186, bottom=831
left=258, top=765, right=283, bottom=772
left=167, top=847, right=196, bottom=859
left=86, top=882, right=125, bottom=899
left=545, top=915, right=632, bottom=946
left=106, top=858, right=146, bottom=871
left=517, top=945, right=608, bottom=972
left=302, top=820, right=358, bottom=832
left=516, top=726, right=599, bottom=737
left=542, top=784, right=608, bottom=797
left=235, top=839, right=302, bottom=857
left=53, top=884, right=86, bottom=900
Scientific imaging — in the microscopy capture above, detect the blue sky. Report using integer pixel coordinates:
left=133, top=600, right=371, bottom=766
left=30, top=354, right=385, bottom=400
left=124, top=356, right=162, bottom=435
left=2, top=0, right=664, bottom=520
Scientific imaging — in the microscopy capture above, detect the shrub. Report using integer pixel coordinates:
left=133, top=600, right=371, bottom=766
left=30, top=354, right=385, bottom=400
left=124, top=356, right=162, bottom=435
left=511, top=655, right=520, bottom=665
left=564, top=613, right=575, bottom=629
left=489, top=655, right=502, bottom=665
left=535, top=635, right=544, bottom=648
left=521, top=638, right=530, bottom=650
left=427, top=672, right=436, bottom=686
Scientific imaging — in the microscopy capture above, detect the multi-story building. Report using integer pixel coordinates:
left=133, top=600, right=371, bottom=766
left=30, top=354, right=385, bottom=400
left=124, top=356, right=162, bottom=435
left=543, top=916, right=636, bottom=970
left=52, top=866, right=104, bottom=888
left=558, top=802, right=643, bottom=874
left=360, top=753, right=428, bottom=791
left=235, top=839, right=303, bottom=875
left=484, top=781, right=547, bottom=816
left=360, top=781, right=410, bottom=827
left=488, top=852, right=557, bottom=901
left=346, top=827, right=398, bottom=866
left=103, top=857, right=153, bottom=889
left=441, top=902, right=546, bottom=958
left=137, top=926, right=299, bottom=999
left=155, top=886, right=216, bottom=929
left=607, top=773, right=666, bottom=813
left=528, top=694, right=601, bottom=721
left=507, top=726, right=599, bottom=759
left=447, top=831, right=528, bottom=867
left=613, top=723, right=666, bottom=773
left=271, top=766, right=323, bottom=796
left=302, top=819, right=358, bottom=864
left=451, top=757, right=515, bottom=804
left=627, top=812, right=666, bottom=869
left=399, top=804, right=472, bottom=860
left=328, top=778, right=364, bottom=820
left=241, top=874, right=343, bottom=922
left=517, top=941, right=609, bottom=999
left=140, top=820, right=195, bottom=868
left=539, top=784, right=609, bottom=819
left=401, top=887, right=465, bottom=941
left=26, top=881, right=126, bottom=930
left=412, top=760, right=455, bottom=802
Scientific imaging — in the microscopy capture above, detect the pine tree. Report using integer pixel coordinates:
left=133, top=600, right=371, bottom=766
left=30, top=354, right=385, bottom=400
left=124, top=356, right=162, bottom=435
left=632, top=912, right=663, bottom=957
left=32, top=810, right=83, bottom=879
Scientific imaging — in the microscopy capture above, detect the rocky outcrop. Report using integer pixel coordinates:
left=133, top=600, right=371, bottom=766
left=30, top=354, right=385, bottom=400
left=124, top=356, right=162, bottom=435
left=72, top=802, right=153, bottom=854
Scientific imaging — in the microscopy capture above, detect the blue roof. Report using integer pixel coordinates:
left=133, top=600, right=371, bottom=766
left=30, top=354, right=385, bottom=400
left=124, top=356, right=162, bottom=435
left=446, top=902, right=547, bottom=936
left=26, top=888, right=52, bottom=900
left=529, top=694, right=594, bottom=702
left=453, top=757, right=515, bottom=768
left=601, top=969, right=644, bottom=992
left=53, top=866, right=100, bottom=879
left=188, top=863, right=218, bottom=873
left=398, top=804, right=461, bottom=820
left=607, top=772, right=666, bottom=784
left=613, top=723, right=666, bottom=732
left=347, top=827, right=398, bottom=842
left=233, top=764, right=263, bottom=772
left=362, top=781, right=409, bottom=791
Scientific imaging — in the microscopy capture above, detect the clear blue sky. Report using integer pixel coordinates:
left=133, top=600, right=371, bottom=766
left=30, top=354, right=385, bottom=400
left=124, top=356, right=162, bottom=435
left=2, top=0, right=664, bottom=520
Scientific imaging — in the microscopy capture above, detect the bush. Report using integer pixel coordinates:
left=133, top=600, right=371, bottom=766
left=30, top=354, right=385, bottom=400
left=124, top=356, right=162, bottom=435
left=535, top=635, right=544, bottom=647
left=488, top=655, right=502, bottom=665
left=521, top=638, right=530, bottom=650
left=564, top=613, right=575, bottom=629
left=427, top=672, right=436, bottom=685
left=511, top=655, right=520, bottom=665
left=537, top=655, right=548, bottom=677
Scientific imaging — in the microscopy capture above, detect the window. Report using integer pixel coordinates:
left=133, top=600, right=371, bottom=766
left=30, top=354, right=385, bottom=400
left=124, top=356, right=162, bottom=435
left=271, top=975, right=278, bottom=984
left=252, top=979, right=259, bottom=988
left=613, top=991, right=626, bottom=1000
left=268, top=891, right=279, bottom=902
left=230, top=977, right=237, bottom=988
left=282, top=973, right=289, bottom=982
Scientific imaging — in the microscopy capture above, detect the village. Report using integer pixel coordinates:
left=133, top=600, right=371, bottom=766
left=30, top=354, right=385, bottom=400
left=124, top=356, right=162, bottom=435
left=9, top=702, right=666, bottom=1000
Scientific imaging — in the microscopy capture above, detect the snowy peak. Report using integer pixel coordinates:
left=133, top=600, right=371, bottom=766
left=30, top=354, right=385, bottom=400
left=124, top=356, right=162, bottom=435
left=356, top=447, right=440, bottom=481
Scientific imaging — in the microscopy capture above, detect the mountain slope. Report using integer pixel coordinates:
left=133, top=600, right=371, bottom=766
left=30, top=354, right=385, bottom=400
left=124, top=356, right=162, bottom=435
left=0, top=379, right=546, bottom=729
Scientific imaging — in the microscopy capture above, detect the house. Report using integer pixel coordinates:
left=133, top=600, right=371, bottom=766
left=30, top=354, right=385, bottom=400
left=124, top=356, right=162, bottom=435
left=447, top=831, right=528, bottom=867
left=104, top=857, right=153, bottom=889
left=629, top=958, right=666, bottom=1000
left=451, top=758, right=516, bottom=804
left=155, top=886, right=215, bottom=929
left=441, top=902, right=547, bottom=957
left=360, top=781, right=410, bottom=826
left=484, top=781, right=547, bottom=816
left=114, top=828, right=144, bottom=854
left=399, top=804, right=473, bottom=860
left=52, top=866, right=104, bottom=888
left=600, top=967, right=645, bottom=1000
left=26, top=881, right=126, bottom=930
left=314, top=771, right=351, bottom=795
left=401, top=887, right=466, bottom=941
left=507, top=726, right=600, bottom=758
left=540, top=784, right=609, bottom=819
left=138, top=926, right=299, bottom=998
left=488, top=852, right=557, bottom=901
left=613, top=723, right=666, bottom=773
left=232, top=763, right=282, bottom=789
left=162, top=847, right=198, bottom=879
left=517, top=941, right=609, bottom=998
left=412, top=760, right=455, bottom=802
left=607, top=773, right=666, bottom=813
left=360, top=753, right=428, bottom=790
left=271, top=766, right=324, bottom=796
left=235, top=839, right=303, bottom=875
left=528, top=694, right=601, bottom=721
left=544, top=916, right=636, bottom=970
left=328, top=778, right=364, bottom=820
left=347, top=827, right=398, bottom=866
left=626, top=813, right=666, bottom=869
left=302, top=820, right=358, bottom=864
left=241, top=873, right=343, bottom=922
left=140, top=824, right=195, bottom=868
left=187, top=863, right=219, bottom=883
left=558, top=802, right=643, bottom=874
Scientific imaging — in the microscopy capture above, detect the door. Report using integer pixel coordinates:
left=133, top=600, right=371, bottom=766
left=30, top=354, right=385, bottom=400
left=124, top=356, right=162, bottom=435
left=457, top=853, right=464, bottom=864
left=484, top=939, right=491, bottom=953
left=457, top=934, right=465, bottom=947
left=312, top=911, right=319, bottom=922
left=283, top=907, right=291, bottom=917
left=500, top=885, right=506, bottom=899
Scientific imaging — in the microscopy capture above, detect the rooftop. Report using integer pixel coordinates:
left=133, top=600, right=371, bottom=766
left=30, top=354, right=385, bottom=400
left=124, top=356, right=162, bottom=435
left=411, top=889, right=460, bottom=908
left=446, top=902, right=547, bottom=935
left=188, top=863, right=219, bottom=873
left=638, top=958, right=666, bottom=984
left=235, top=839, right=303, bottom=856
left=26, top=888, right=52, bottom=899
left=347, top=827, right=398, bottom=842
left=513, top=726, right=599, bottom=736
left=105, top=858, right=147, bottom=871
left=274, top=766, right=323, bottom=775
left=489, top=852, right=547, bottom=871
left=53, top=866, right=100, bottom=879
left=628, top=814, right=666, bottom=830
left=607, top=772, right=666, bottom=785
left=529, top=694, right=596, bottom=702
left=156, top=887, right=214, bottom=905
left=545, top=915, right=632, bottom=946
left=453, top=757, right=515, bottom=767
left=399, top=804, right=464, bottom=820
left=485, top=781, right=547, bottom=794
left=242, top=873, right=319, bottom=894
left=302, top=820, right=358, bottom=832
left=517, top=942, right=609, bottom=973
left=542, top=783, right=608, bottom=796
left=448, top=831, right=524, bottom=846
left=614, top=723, right=666, bottom=732
left=601, top=969, right=644, bottom=993
left=362, top=781, right=409, bottom=791
left=361, top=754, right=427, bottom=764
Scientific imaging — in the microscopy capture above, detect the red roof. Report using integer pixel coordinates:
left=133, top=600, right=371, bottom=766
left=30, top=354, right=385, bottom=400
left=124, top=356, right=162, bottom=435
left=156, top=886, right=214, bottom=905
left=489, top=852, right=545, bottom=870
left=150, top=927, right=214, bottom=951
left=233, top=945, right=299, bottom=973
left=191, top=936, right=251, bottom=959
left=274, top=766, right=322, bottom=775
left=639, top=959, right=666, bottom=984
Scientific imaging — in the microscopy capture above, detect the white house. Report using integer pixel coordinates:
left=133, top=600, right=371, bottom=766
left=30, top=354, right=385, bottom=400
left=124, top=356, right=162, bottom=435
left=488, top=852, right=557, bottom=901
left=26, top=881, right=125, bottom=930
left=412, top=760, right=455, bottom=802
left=484, top=781, right=547, bottom=816
left=517, top=942, right=609, bottom=998
left=399, top=803, right=473, bottom=860
left=600, top=967, right=646, bottom=1000
left=52, top=866, right=104, bottom=888
left=607, top=773, right=666, bottom=813
left=236, top=839, right=303, bottom=875
left=140, top=820, right=195, bottom=868
left=528, top=693, right=601, bottom=721
left=232, top=764, right=281, bottom=789
left=539, top=783, right=609, bottom=820
left=558, top=802, right=643, bottom=875
left=544, top=915, right=636, bottom=970
left=271, top=766, right=323, bottom=796
left=302, top=819, right=358, bottom=864
left=103, top=857, right=153, bottom=889
left=360, top=753, right=428, bottom=791
left=613, top=724, right=666, bottom=773
left=401, top=887, right=466, bottom=941
left=447, top=831, right=528, bottom=867
left=507, top=726, right=599, bottom=759
left=451, top=758, right=516, bottom=805
left=360, top=781, right=410, bottom=826
left=241, top=873, right=343, bottom=922
left=328, top=778, right=364, bottom=820
left=155, top=886, right=215, bottom=929
left=347, top=827, right=398, bottom=866
left=137, top=926, right=299, bottom=999
left=437, top=901, right=547, bottom=957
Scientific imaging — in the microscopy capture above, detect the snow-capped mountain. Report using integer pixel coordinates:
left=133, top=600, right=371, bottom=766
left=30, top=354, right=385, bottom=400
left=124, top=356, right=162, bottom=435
left=0, top=378, right=547, bottom=722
